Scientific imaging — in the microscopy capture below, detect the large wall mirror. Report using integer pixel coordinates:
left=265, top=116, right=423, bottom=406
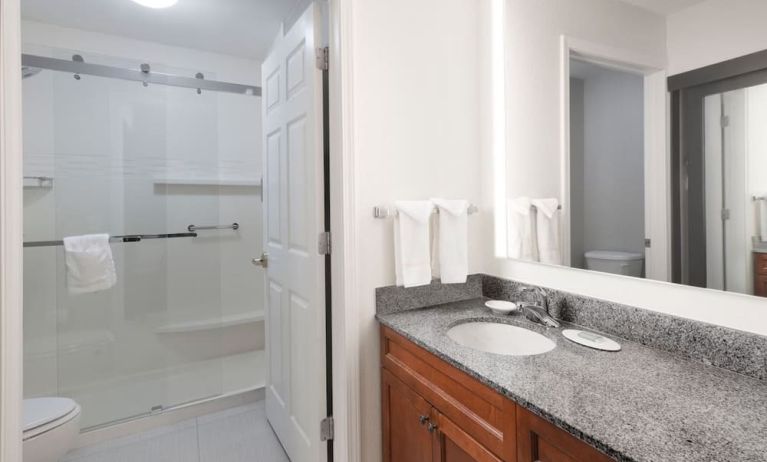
left=498, top=0, right=767, bottom=299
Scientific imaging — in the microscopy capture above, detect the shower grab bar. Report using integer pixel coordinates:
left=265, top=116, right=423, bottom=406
left=187, top=223, right=239, bottom=232
left=23, top=232, right=198, bottom=248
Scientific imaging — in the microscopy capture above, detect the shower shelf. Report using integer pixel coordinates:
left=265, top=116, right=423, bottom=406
left=155, top=310, right=265, bottom=334
left=154, top=178, right=261, bottom=187
left=23, top=176, right=54, bottom=188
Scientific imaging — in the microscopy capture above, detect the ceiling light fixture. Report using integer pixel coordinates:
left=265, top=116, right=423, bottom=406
left=130, top=0, right=178, bottom=9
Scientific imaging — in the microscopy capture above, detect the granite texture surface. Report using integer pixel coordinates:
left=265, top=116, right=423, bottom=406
left=377, top=299, right=767, bottom=462
left=482, top=274, right=767, bottom=381
left=375, top=274, right=482, bottom=315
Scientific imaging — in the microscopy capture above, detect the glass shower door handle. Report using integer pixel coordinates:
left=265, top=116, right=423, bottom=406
left=251, top=252, right=268, bottom=268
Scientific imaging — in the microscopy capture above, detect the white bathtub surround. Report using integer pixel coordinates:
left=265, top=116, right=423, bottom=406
left=430, top=199, right=469, bottom=284
left=393, top=200, right=434, bottom=287
left=507, top=197, right=535, bottom=261
left=62, top=234, right=117, bottom=295
left=531, top=198, right=562, bottom=265
left=21, top=21, right=265, bottom=429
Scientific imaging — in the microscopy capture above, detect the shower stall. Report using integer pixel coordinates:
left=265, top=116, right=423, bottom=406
left=21, top=45, right=265, bottom=430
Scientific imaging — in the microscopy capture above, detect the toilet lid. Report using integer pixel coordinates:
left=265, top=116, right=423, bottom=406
left=23, top=398, right=77, bottom=432
left=585, top=250, right=644, bottom=261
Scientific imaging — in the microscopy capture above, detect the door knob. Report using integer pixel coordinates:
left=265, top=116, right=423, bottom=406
left=251, top=252, right=269, bottom=268
left=427, top=423, right=438, bottom=433
left=418, top=415, right=429, bottom=426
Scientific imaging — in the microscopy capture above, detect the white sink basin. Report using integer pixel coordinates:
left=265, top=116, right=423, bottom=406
left=446, top=322, right=556, bottom=356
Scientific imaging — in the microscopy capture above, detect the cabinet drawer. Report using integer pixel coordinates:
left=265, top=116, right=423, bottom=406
left=755, top=274, right=767, bottom=297
left=516, top=407, right=613, bottom=462
left=381, top=326, right=507, bottom=459
left=754, top=252, right=767, bottom=275
left=755, top=253, right=767, bottom=275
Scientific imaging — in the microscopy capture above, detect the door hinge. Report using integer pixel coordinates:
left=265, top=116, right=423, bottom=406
left=644, top=238, right=652, bottom=248
left=722, top=208, right=731, bottom=221
left=320, top=416, right=334, bottom=441
left=318, top=231, right=331, bottom=255
left=315, top=47, right=329, bottom=71
left=721, top=115, right=730, bottom=128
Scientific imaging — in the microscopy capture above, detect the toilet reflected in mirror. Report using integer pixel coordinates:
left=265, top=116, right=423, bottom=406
left=568, top=59, right=646, bottom=278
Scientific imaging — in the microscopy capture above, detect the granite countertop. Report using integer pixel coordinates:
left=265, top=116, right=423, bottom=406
left=377, top=298, right=767, bottom=462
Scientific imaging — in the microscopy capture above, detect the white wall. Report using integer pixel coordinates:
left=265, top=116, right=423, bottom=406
left=350, top=0, right=493, bottom=460
left=505, top=0, right=665, bottom=201
left=21, top=21, right=265, bottom=427
left=667, top=0, right=767, bottom=76
left=747, top=84, right=767, bottom=241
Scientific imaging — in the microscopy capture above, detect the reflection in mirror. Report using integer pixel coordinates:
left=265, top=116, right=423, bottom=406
left=499, top=0, right=767, bottom=300
left=568, top=58, right=646, bottom=277
left=679, top=77, right=767, bottom=296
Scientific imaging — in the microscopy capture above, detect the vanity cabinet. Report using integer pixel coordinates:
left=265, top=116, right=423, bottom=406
left=381, top=325, right=614, bottom=462
left=754, top=253, right=767, bottom=297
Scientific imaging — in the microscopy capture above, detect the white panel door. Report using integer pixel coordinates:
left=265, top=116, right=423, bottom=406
left=261, top=3, right=326, bottom=462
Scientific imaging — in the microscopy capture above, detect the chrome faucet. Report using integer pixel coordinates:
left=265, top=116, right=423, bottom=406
left=518, top=287, right=560, bottom=328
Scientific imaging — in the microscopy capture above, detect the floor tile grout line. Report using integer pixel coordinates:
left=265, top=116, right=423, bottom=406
left=194, top=415, right=202, bottom=462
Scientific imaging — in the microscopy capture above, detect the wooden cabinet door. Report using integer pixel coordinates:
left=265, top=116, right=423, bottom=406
left=516, top=407, right=613, bottom=462
left=433, top=410, right=503, bottom=462
left=755, top=275, right=767, bottom=297
left=382, top=369, right=434, bottom=462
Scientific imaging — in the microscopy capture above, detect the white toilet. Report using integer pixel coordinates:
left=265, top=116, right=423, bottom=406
left=584, top=250, right=644, bottom=277
left=23, top=398, right=81, bottom=462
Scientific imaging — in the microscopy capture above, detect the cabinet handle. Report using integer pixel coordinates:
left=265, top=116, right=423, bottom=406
left=427, top=423, right=438, bottom=433
left=418, top=415, right=429, bottom=425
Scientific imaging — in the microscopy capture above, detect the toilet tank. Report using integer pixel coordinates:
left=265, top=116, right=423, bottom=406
left=584, top=250, right=644, bottom=277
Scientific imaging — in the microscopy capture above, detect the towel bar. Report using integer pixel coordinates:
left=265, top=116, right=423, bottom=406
left=373, top=204, right=479, bottom=219
left=531, top=204, right=563, bottom=210
left=187, top=223, right=240, bottom=232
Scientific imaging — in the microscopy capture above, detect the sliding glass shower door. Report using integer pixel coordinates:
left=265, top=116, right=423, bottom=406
left=22, top=47, right=263, bottom=429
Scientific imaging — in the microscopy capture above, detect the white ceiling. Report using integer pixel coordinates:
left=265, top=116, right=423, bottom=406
left=617, top=0, right=708, bottom=16
left=21, top=0, right=306, bottom=59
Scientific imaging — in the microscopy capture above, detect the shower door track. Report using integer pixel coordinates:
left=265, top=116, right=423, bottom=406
left=22, top=54, right=262, bottom=96
left=23, top=232, right=198, bottom=248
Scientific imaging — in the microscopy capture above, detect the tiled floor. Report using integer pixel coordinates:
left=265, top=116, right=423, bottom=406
left=62, top=402, right=289, bottom=462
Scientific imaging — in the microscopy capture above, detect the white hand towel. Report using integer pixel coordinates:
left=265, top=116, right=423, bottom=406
left=430, top=199, right=469, bottom=284
left=63, top=234, right=117, bottom=295
left=394, top=201, right=434, bottom=287
left=507, top=197, right=536, bottom=261
left=531, top=198, right=562, bottom=265
left=760, top=198, right=767, bottom=242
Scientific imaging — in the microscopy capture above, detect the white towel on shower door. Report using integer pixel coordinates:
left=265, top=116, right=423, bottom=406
left=394, top=200, right=434, bottom=287
left=63, top=234, right=117, bottom=294
left=430, top=199, right=469, bottom=284
left=507, top=197, right=536, bottom=261
left=531, top=198, right=562, bottom=265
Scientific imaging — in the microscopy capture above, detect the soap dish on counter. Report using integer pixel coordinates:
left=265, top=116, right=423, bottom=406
left=562, top=329, right=621, bottom=352
left=484, top=300, right=518, bottom=315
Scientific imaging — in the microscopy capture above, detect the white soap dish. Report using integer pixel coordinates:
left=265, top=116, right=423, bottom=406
left=562, top=329, right=621, bottom=352
left=484, top=300, right=518, bottom=315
